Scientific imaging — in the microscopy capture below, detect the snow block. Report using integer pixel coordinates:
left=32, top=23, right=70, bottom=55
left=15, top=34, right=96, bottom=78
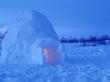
left=0, top=10, right=65, bottom=65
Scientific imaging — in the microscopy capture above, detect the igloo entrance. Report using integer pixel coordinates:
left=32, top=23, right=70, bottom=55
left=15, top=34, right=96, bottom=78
left=43, top=44, right=62, bottom=64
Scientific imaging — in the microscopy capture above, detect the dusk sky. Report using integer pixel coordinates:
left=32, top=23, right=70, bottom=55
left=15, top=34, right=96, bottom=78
left=0, top=0, right=110, bottom=37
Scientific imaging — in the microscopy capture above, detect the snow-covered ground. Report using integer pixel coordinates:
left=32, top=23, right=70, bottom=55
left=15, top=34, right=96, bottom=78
left=0, top=44, right=110, bottom=82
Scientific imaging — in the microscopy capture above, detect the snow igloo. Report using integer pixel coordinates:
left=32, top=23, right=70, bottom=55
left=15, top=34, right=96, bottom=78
left=0, top=10, right=65, bottom=65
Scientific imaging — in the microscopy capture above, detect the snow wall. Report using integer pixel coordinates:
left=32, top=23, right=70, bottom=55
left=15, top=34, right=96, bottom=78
left=0, top=10, right=65, bottom=65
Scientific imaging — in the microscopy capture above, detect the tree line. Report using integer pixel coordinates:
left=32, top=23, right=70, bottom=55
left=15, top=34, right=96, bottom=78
left=60, top=35, right=110, bottom=46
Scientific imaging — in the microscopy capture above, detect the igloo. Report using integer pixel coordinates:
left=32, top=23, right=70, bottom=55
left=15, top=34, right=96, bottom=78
left=0, top=10, right=65, bottom=65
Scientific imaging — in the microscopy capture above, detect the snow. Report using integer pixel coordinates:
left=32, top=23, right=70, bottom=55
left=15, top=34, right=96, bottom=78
left=0, top=44, right=110, bottom=81
left=0, top=10, right=64, bottom=65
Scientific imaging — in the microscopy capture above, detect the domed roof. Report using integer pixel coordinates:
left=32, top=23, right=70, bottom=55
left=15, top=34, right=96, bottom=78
left=14, top=10, right=59, bottom=40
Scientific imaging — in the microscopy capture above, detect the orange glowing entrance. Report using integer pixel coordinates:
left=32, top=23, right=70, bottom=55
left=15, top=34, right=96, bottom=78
left=44, top=45, right=61, bottom=64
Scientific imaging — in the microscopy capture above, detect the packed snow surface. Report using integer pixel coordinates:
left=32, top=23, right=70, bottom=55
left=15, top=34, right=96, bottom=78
left=0, top=44, right=110, bottom=82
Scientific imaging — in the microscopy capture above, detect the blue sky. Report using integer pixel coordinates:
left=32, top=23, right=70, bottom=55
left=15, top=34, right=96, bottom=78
left=0, top=0, right=110, bottom=37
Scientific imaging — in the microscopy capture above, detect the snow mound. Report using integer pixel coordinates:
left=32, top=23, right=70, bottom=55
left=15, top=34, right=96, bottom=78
left=0, top=10, right=64, bottom=65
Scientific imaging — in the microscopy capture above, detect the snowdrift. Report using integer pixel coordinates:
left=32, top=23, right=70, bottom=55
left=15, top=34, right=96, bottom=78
left=0, top=10, right=65, bottom=65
